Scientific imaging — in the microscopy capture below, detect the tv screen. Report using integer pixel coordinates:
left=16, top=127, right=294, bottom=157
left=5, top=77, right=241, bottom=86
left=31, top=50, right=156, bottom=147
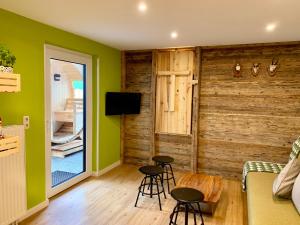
left=105, top=92, right=141, bottom=115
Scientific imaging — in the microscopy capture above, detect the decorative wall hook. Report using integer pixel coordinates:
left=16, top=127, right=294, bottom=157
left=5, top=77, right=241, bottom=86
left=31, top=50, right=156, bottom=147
left=267, top=57, right=279, bottom=77
left=251, top=63, right=261, bottom=77
left=233, top=62, right=242, bottom=77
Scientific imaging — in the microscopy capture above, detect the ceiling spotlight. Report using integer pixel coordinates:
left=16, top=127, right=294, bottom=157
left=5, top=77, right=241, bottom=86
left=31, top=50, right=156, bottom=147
left=266, top=23, right=277, bottom=32
left=138, top=2, right=147, bottom=12
left=171, top=31, right=178, bottom=39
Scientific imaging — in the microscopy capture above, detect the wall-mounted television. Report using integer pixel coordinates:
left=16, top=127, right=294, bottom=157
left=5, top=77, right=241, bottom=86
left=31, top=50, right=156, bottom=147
left=105, top=92, right=142, bottom=115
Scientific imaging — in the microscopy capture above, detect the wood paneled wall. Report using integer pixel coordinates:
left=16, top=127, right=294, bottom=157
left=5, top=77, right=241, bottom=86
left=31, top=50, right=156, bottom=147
left=155, top=134, right=192, bottom=170
left=122, top=50, right=193, bottom=170
left=122, top=42, right=300, bottom=179
left=123, top=51, right=153, bottom=165
left=198, top=43, right=300, bottom=179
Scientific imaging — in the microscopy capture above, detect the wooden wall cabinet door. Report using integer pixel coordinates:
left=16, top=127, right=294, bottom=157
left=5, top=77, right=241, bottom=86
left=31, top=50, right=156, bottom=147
left=155, top=50, right=196, bottom=135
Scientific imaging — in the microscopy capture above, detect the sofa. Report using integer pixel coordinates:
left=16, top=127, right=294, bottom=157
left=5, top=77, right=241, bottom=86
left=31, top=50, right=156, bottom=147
left=247, top=172, right=300, bottom=225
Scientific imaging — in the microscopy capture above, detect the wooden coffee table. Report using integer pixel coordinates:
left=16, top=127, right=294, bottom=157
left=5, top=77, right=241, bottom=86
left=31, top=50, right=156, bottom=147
left=176, top=172, right=223, bottom=215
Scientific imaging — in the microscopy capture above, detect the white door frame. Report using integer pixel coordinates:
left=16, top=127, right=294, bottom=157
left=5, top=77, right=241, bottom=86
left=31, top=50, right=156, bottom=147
left=44, top=44, right=93, bottom=198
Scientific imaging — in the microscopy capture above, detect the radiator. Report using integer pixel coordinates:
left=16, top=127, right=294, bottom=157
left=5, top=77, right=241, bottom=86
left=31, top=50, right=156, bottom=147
left=0, top=125, right=26, bottom=225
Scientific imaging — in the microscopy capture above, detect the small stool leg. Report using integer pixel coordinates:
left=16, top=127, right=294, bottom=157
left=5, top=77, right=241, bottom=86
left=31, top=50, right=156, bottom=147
left=169, top=213, right=174, bottom=225
left=174, top=203, right=180, bottom=225
left=169, top=203, right=177, bottom=225
left=150, top=176, right=153, bottom=198
left=147, top=179, right=151, bottom=190
left=135, top=177, right=146, bottom=207
left=189, top=203, right=197, bottom=225
left=155, top=176, right=162, bottom=211
left=197, top=202, right=204, bottom=225
left=169, top=164, right=176, bottom=186
left=165, top=165, right=170, bottom=193
left=184, top=204, right=189, bottom=225
left=169, top=202, right=180, bottom=225
left=158, top=174, right=167, bottom=199
left=161, top=170, right=164, bottom=192
left=142, top=176, right=148, bottom=196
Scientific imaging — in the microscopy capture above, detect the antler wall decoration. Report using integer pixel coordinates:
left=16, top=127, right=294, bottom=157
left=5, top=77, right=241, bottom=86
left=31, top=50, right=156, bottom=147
left=267, top=57, right=279, bottom=77
left=251, top=63, right=261, bottom=77
left=233, top=57, right=280, bottom=78
left=233, top=62, right=242, bottom=77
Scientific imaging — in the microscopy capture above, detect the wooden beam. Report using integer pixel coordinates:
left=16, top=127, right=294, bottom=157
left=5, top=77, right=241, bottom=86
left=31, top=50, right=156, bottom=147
left=149, top=50, right=157, bottom=164
left=200, top=40, right=300, bottom=50
left=157, top=47, right=196, bottom=52
left=191, top=47, right=202, bottom=173
left=157, top=70, right=190, bottom=76
left=120, top=51, right=126, bottom=164
left=191, top=80, right=198, bottom=85
left=163, top=77, right=169, bottom=111
left=169, top=74, right=176, bottom=112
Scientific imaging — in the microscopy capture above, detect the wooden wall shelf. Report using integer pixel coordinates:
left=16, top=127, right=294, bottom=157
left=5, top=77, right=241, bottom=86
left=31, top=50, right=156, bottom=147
left=0, top=73, right=21, bottom=92
left=155, top=132, right=192, bottom=137
left=0, top=136, right=20, bottom=158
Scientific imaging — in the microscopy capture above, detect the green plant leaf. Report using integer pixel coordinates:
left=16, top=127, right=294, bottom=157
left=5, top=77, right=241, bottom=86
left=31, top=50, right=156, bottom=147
left=0, top=44, right=16, bottom=67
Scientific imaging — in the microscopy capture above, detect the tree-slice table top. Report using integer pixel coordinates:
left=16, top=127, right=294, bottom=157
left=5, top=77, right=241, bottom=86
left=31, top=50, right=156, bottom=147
left=176, top=172, right=223, bottom=204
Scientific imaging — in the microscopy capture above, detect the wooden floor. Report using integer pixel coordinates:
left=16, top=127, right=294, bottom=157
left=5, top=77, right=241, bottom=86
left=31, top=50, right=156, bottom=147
left=21, top=164, right=247, bottom=225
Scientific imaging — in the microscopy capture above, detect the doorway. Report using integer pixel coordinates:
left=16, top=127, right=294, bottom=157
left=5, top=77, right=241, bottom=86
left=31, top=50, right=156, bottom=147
left=44, top=45, right=92, bottom=197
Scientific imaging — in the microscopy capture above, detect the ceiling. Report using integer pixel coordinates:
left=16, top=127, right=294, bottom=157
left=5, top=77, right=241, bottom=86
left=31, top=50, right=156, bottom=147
left=1, top=0, right=299, bottom=50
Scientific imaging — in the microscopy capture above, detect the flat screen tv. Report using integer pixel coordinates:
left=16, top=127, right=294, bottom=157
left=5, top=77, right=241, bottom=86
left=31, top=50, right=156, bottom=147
left=105, top=92, right=142, bottom=115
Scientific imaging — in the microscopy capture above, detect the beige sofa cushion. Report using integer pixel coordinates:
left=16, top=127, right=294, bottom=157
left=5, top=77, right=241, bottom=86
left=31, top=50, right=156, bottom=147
left=273, top=157, right=300, bottom=198
left=292, top=173, right=300, bottom=214
left=247, top=172, right=300, bottom=225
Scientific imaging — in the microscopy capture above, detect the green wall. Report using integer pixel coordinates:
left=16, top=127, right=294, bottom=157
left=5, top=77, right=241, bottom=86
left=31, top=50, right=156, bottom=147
left=0, top=9, right=121, bottom=209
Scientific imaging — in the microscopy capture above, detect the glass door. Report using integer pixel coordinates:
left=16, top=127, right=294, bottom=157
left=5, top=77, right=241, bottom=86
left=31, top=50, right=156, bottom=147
left=45, top=45, right=92, bottom=197
left=50, top=59, right=86, bottom=187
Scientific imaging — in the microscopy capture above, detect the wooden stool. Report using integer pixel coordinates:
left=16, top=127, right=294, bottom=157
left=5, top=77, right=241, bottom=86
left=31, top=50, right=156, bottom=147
left=134, top=165, right=166, bottom=210
left=169, top=187, right=205, bottom=225
left=152, top=155, right=176, bottom=193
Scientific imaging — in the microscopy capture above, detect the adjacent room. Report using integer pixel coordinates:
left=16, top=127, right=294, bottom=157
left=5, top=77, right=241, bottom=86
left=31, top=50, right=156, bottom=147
left=0, top=1, right=299, bottom=225
left=50, top=59, right=85, bottom=187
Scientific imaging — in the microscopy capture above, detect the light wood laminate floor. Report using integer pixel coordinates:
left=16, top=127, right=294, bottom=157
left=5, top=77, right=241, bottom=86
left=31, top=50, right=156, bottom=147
left=21, top=164, right=247, bottom=225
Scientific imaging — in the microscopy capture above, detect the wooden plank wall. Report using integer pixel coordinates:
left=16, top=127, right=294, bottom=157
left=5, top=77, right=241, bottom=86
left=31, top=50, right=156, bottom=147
left=123, top=51, right=153, bottom=165
left=155, top=134, right=192, bottom=170
left=123, top=50, right=193, bottom=170
left=122, top=42, right=300, bottom=179
left=198, top=43, right=300, bottom=179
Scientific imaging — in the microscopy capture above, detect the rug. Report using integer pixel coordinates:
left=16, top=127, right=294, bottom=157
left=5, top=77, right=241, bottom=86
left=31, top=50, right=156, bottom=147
left=52, top=170, right=77, bottom=187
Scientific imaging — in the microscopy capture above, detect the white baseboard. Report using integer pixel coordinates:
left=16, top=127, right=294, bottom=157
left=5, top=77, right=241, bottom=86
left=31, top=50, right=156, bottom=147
left=92, top=171, right=100, bottom=176
left=19, top=199, right=49, bottom=222
left=92, top=160, right=121, bottom=177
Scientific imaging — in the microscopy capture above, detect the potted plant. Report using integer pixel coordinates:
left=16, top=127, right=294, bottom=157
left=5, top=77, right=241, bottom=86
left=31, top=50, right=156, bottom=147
left=0, top=45, right=16, bottom=73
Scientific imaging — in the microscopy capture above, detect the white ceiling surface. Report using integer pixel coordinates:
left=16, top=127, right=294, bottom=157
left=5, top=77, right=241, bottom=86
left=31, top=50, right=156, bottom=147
left=1, top=0, right=300, bottom=50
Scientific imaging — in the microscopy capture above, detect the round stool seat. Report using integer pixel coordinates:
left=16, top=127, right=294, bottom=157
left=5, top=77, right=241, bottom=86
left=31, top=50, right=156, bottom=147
left=152, top=155, right=174, bottom=164
left=171, top=187, right=204, bottom=203
left=139, top=165, right=164, bottom=176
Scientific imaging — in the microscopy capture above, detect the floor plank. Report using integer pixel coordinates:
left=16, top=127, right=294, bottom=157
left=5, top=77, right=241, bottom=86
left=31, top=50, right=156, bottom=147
left=20, top=164, right=246, bottom=225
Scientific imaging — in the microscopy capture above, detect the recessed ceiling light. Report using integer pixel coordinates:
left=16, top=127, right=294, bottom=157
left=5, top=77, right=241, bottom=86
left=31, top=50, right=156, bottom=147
left=171, top=31, right=178, bottom=39
left=266, top=23, right=277, bottom=32
left=138, top=2, right=147, bottom=12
